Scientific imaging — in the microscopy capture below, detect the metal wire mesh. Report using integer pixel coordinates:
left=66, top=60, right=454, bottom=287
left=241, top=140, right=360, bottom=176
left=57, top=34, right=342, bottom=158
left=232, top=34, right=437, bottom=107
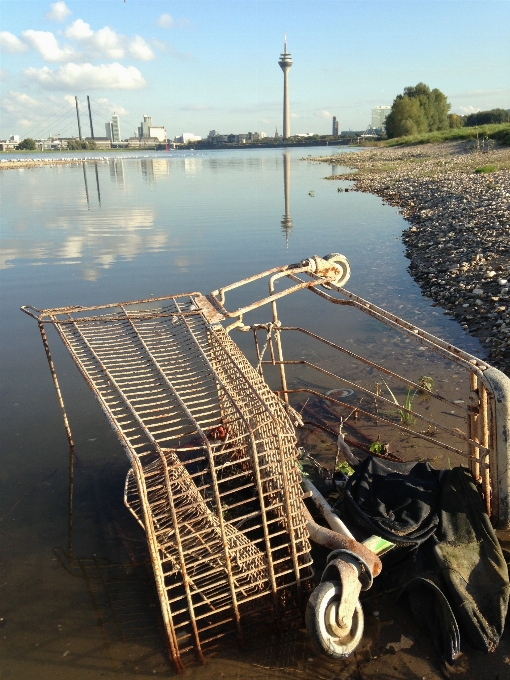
left=36, top=294, right=312, bottom=670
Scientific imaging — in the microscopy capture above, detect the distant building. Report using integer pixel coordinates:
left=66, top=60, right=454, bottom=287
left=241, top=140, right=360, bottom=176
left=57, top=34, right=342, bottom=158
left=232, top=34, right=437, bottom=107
left=128, top=137, right=161, bottom=148
left=371, top=106, right=391, bottom=130
left=9, top=134, right=20, bottom=142
left=0, top=140, right=19, bottom=151
left=92, top=137, right=112, bottom=149
left=175, top=133, right=202, bottom=144
left=149, top=126, right=167, bottom=142
left=138, top=115, right=153, bottom=138
left=111, top=114, right=120, bottom=142
left=105, top=114, right=121, bottom=143
left=332, top=117, right=339, bottom=138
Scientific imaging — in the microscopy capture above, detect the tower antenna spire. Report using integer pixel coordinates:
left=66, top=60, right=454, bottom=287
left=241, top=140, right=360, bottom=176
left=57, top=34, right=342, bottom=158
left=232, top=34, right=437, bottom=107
left=278, top=35, right=293, bottom=140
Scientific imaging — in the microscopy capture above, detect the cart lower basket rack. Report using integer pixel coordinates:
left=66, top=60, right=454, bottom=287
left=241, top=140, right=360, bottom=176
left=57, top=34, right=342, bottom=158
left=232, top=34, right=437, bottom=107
left=22, top=253, right=510, bottom=671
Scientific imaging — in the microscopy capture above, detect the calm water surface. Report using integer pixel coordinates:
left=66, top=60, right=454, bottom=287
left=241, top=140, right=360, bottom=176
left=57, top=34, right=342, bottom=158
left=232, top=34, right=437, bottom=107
left=0, top=147, right=486, bottom=678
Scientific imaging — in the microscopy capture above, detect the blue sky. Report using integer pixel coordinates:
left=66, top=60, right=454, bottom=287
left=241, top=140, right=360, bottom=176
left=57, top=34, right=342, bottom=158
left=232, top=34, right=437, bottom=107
left=1, top=0, right=509, bottom=140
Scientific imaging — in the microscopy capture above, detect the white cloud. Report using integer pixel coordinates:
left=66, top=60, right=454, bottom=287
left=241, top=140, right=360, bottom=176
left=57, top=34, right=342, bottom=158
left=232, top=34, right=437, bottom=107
left=64, top=20, right=154, bottom=61
left=151, top=38, right=167, bottom=52
left=0, top=31, right=28, bottom=53
left=176, top=18, right=191, bottom=30
left=22, top=30, right=76, bottom=62
left=24, top=62, right=147, bottom=90
left=167, top=45, right=193, bottom=61
left=128, top=36, right=155, bottom=61
left=315, top=109, right=332, bottom=119
left=290, top=112, right=298, bottom=119
left=180, top=104, right=214, bottom=111
left=1, top=90, right=40, bottom=115
left=450, top=88, right=510, bottom=99
left=157, top=14, right=190, bottom=29
left=157, top=13, right=174, bottom=29
left=456, top=106, right=481, bottom=115
left=46, top=1, right=71, bottom=22
left=96, top=97, right=129, bottom=116
left=64, top=18, right=93, bottom=41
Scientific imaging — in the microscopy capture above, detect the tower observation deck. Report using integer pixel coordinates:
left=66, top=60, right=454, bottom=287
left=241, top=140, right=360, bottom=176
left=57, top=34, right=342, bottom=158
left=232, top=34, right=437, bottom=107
left=278, top=36, right=293, bottom=140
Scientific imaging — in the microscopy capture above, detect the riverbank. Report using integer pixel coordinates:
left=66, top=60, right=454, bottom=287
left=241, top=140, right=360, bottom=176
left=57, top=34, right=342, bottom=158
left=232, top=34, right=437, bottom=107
left=309, top=141, right=510, bottom=375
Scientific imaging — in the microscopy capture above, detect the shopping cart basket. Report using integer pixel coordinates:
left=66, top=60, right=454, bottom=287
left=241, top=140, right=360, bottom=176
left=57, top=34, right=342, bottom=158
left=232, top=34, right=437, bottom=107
left=22, top=253, right=510, bottom=669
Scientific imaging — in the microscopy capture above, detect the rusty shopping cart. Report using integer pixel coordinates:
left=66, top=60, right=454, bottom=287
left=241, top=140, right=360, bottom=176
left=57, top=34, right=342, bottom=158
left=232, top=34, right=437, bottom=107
left=22, top=253, right=510, bottom=670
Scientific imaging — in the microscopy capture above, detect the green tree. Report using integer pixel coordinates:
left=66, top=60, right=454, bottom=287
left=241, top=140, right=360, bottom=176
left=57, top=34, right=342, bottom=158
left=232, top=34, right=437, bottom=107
left=17, top=138, right=36, bottom=150
left=66, top=139, right=97, bottom=150
left=448, top=113, right=464, bottom=129
left=465, top=108, right=510, bottom=126
left=385, top=83, right=451, bottom=138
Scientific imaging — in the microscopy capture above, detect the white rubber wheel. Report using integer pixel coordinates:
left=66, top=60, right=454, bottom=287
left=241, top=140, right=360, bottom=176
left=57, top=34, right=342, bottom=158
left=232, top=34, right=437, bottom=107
left=322, top=253, right=351, bottom=287
left=305, top=580, right=364, bottom=659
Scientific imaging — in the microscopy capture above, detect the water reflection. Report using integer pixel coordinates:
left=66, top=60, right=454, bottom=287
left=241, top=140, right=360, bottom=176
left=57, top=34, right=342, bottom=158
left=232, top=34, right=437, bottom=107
left=81, top=162, right=89, bottom=208
left=141, top=158, right=170, bottom=183
left=94, top=162, right=101, bottom=206
left=82, top=162, right=102, bottom=208
left=281, top=152, right=293, bottom=247
left=109, top=158, right=124, bottom=188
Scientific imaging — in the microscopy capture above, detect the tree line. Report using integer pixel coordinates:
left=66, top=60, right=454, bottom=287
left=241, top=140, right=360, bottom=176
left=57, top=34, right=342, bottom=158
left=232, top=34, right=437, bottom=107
left=16, top=138, right=97, bottom=150
left=385, top=82, right=509, bottom=138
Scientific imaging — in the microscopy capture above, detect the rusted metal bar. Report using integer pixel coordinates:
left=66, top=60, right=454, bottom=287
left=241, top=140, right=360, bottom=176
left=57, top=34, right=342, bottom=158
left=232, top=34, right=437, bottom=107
left=284, top=388, right=487, bottom=465
left=59, top=316, right=186, bottom=671
left=176, top=328, right=283, bottom=587
left=276, top=327, right=470, bottom=413
left=302, top=280, right=489, bottom=375
left=38, top=322, right=75, bottom=449
left=269, top=359, right=480, bottom=448
left=479, top=383, right=491, bottom=516
left=468, top=372, right=480, bottom=481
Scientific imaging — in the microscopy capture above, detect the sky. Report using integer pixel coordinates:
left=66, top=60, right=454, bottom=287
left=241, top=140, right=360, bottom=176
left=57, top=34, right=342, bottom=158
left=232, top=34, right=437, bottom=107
left=0, top=0, right=509, bottom=140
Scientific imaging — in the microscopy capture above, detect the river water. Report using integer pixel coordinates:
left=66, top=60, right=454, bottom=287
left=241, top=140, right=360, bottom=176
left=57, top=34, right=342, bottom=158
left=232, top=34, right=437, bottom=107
left=0, top=146, right=489, bottom=679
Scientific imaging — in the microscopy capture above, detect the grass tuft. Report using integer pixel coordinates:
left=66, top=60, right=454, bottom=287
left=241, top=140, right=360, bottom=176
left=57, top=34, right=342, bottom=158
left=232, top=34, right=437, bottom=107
left=475, top=164, right=497, bottom=173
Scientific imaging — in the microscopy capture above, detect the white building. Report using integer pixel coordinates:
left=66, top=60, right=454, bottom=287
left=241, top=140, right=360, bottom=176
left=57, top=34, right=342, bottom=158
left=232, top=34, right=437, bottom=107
left=371, top=106, right=391, bottom=130
left=149, top=126, right=167, bottom=142
left=175, top=133, right=202, bottom=144
left=105, top=114, right=121, bottom=143
left=111, top=114, right=121, bottom=142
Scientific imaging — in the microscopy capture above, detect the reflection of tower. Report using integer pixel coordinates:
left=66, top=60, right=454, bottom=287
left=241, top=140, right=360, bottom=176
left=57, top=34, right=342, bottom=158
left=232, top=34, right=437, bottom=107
left=278, top=36, right=293, bottom=140
left=281, top=152, right=293, bottom=247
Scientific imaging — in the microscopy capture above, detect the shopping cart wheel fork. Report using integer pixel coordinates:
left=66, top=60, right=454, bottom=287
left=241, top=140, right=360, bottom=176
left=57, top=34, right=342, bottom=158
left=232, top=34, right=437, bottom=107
left=306, top=550, right=368, bottom=658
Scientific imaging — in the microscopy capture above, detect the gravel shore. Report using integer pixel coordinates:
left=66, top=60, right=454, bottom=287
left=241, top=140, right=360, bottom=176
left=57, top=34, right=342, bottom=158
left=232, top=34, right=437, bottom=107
left=310, top=141, right=510, bottom=375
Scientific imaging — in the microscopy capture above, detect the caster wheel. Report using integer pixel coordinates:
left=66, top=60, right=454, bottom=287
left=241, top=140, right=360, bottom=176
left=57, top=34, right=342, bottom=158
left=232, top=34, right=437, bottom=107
left=305, top=580, right=364, bottom=659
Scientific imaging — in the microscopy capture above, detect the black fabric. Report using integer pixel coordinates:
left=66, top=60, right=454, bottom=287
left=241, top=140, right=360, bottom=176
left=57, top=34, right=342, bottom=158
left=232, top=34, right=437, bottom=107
left=344, top=457, right=440, bottom=545
left=343, top=458, right=509, bottom=658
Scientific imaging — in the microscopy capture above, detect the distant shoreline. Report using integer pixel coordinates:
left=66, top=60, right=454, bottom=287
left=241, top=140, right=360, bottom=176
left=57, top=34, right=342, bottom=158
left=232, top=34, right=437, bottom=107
left=0, top=141, right=359, bottom=170
left=0, top=140, right=352, bottom=154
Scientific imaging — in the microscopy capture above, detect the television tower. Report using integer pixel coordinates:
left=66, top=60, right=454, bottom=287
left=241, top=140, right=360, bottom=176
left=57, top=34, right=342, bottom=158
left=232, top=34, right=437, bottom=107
left=278, top=34, right=293, bottom=139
